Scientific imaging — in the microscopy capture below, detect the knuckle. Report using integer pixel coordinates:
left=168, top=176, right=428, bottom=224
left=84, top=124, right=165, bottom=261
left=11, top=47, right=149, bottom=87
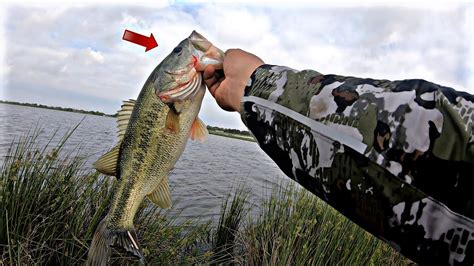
left=225, top=48, right=240, bottom=55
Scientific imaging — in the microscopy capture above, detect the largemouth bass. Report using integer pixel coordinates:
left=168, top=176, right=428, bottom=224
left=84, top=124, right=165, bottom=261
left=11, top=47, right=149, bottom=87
left=86, top=31, right=224, bottom=265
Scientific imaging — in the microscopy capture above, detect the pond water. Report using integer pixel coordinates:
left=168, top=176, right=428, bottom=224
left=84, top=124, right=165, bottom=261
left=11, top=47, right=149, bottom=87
left=0, top=103, right=293, bottom=222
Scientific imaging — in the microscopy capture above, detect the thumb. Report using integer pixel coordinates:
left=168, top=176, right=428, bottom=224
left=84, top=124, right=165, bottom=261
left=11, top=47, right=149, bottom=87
left=204, top=65, right=223, bottom=98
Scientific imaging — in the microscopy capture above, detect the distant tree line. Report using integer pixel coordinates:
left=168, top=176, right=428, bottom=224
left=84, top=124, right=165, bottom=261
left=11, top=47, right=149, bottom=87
left=0, top=100, right=114, bottom=117
left=1, top=100, right=251, bottom=135
left=206, top=125, right=251, bottom=136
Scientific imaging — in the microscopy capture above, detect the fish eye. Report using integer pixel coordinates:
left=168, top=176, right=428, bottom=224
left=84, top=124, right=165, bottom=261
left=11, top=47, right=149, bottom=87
left=173, top=46, right=182, bottom=53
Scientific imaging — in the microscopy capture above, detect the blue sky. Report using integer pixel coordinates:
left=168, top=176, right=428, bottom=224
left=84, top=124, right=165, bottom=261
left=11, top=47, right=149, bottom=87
left=1, top=2, right=473, bottom=129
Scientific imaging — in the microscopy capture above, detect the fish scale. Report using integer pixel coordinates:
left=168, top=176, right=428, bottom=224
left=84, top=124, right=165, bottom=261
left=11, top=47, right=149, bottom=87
left=87, top=30, right=224, bottom=265
left=110, top=88, right=189, bottom=227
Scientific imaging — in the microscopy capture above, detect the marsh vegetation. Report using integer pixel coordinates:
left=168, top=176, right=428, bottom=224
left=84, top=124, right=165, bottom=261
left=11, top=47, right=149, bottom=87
left=0, top=130, right=410, bottom=265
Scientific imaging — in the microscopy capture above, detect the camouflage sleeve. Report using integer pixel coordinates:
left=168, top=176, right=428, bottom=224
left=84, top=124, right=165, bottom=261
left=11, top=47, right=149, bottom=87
left=239, top=64, right=474, bottom=265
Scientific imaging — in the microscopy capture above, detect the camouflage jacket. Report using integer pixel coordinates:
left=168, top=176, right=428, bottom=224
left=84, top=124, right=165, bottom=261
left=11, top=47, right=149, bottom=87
left=239, top=65, right=473, bottom=265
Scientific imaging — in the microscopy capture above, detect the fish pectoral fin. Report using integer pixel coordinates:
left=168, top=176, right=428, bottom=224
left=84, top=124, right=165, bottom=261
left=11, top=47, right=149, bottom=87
left=147, top=177, right=172, bottom=209
left=93, top=143, right=120, bottom=177
left=189, top=117, right=209, bottom=142
left=165, top=107, right=180, bottom=133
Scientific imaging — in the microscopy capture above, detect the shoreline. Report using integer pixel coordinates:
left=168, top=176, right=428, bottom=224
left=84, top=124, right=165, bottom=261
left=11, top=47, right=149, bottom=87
left=208, top=130, right=255, bottom=142
left=1, top=101, right=255, bottom=142
left=0, top=100, right=115, bottom=117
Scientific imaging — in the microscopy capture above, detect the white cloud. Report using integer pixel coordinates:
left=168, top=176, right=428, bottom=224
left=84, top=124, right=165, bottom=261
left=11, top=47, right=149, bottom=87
left=0, top=5, right=6, bottom=99
left=196, top=4, right=272, bottom=46
left=467, top=5, right=474, bottom=91
left=2, top=3, right=472, bottom=131
left=87, top=48, right=105, bottom=64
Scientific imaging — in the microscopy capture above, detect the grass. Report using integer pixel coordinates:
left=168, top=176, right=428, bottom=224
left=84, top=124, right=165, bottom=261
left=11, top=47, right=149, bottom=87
left=224, top=186, right=411, bottom=265
left=0, top=128, right=210, bottom=265
left=0, top=129, right=411, bottom=265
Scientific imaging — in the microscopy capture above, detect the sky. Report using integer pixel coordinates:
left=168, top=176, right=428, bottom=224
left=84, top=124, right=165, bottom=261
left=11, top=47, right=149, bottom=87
left=0, top=2, right=473, bottom=130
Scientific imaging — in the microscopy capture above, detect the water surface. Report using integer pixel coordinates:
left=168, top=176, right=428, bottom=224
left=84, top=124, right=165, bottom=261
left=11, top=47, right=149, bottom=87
left=0, top=103, right=292, bottom=221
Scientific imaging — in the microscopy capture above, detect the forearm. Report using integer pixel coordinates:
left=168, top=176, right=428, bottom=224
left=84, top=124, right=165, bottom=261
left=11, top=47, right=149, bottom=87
left=239, top=64, right=474, bottom=265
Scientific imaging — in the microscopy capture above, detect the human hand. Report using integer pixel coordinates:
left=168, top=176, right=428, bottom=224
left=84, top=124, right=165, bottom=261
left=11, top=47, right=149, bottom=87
left=203, top=49, right=264, bottom=112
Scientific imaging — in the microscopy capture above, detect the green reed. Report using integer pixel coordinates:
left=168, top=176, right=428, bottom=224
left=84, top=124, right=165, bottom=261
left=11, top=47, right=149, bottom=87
left=0, top=129, right=411, bottom=265
left=213, top=184, right=411, bottom=265
left=0, top=128, right=209, bottom=265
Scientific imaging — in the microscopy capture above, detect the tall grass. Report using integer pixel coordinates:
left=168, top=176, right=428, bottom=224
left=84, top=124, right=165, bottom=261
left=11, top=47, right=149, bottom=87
left=0, top=129, right=210, bottom=264
left=226, top=185, right=411, bottom=265
left=211, top=187, right=249, bottom=263
left=0, top=127, right=107, bottom=264
left=0, top=129, right=411, bottom=265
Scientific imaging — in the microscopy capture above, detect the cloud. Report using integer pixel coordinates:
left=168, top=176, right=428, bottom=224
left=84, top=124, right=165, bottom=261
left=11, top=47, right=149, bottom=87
left=2, top=3, right=473, bottom=130
left=467, top=5, right=474, bottom=91
left=0, top=6, right=6, bottom=99
left=87, top=48, right=105, bottom=64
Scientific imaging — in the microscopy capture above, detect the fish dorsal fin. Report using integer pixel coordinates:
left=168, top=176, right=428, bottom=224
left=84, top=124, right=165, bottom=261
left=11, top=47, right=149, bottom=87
left=93, top=143, right=120, bottom=176
left=165, top=107, right=180, bottom=133
left=117, top=99, right=136, bottom=140
left=147, top=177, right=172, bottom=209
left=189, top=117, right=209, bottom=142
left=93, top=99, right=134, bottom=178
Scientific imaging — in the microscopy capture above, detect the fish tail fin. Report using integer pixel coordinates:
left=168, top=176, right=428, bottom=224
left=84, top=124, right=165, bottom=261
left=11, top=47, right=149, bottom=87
left=86, top=218, right=111, bottom=266
left=110, top=227, right=144, bottom=263
left=86, top=218, right=144, bottom=265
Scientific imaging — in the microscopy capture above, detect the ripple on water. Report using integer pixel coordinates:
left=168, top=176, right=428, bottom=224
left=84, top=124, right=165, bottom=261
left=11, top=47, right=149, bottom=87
left=0, top=103, right=291, bottom=222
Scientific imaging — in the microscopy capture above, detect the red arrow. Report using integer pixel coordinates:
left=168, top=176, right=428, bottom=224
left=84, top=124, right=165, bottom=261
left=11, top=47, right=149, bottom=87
left=122, top=29, right=158, bottom=52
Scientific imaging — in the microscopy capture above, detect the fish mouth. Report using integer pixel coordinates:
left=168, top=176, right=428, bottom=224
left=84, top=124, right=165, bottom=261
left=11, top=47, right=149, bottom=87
left=156, top=31, right=224, bottom=103
left=157, top=69, right=202, bottom=103
left=189, top=31, right=224, bottom=71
